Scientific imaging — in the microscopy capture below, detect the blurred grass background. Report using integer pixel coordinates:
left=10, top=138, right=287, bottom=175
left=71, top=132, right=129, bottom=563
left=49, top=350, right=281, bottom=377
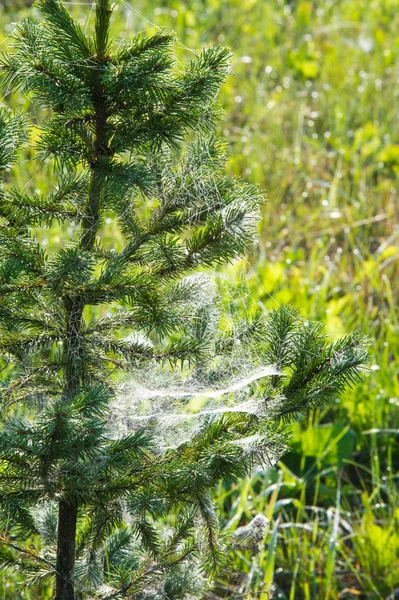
left=1, top=0, right=398, bottom=598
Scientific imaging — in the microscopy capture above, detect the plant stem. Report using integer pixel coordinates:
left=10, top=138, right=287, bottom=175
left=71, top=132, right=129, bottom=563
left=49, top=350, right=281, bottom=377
left=80, top=0, right=110, bottom=251
left=55, top=2, right=111, bottom=597
left=55, top=499, right=78, bottom=600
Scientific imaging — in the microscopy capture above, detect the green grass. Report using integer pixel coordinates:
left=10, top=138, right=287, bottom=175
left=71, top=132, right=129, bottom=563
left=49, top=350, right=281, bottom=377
left=1, top=0, right=398, bottom=598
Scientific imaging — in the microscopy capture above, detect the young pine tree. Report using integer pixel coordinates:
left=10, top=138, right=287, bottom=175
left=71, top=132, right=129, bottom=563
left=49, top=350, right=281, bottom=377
left=0, top=1, right=366, bottom=598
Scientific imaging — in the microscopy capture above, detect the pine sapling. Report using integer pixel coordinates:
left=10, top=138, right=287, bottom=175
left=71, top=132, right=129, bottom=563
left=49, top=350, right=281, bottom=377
left=0, top=1, right=367, bottom=598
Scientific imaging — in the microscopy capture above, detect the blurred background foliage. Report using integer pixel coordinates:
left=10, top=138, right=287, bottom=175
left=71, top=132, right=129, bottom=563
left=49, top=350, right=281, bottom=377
left=0, top=0, right=398, bottom=598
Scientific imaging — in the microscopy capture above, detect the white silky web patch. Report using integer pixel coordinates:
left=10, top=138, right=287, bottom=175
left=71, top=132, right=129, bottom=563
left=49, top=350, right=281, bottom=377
left=126, top=365, right=280, bottom=402
left=110, top=363, right=283, bottom=451
left=107, top=272, right=284, bottom=454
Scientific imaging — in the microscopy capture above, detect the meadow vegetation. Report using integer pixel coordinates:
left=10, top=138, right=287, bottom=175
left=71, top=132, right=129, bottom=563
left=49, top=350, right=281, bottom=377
left=0, top=0, right=398, bottom=598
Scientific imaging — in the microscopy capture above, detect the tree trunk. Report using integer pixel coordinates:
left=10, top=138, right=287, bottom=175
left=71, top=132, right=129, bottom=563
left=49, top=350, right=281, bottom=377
left=55, top=499, right=78, bottom=600
left=55, top=3, right=110, bottom=597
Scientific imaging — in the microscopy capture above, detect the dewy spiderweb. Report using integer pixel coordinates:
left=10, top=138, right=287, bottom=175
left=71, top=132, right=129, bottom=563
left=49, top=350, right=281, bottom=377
left=109, top=272, right=284, bottom=455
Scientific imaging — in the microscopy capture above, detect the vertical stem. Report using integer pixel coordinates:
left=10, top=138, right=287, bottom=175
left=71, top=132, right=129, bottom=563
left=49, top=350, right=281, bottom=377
left=55, top=2, right=111, bottom=598
left=95, top=0, right=111, bottom=61
left=63, top=298, right=84, bottom=395
left=56, top=300, right=84, bottom=597
left=79, top=0, right=110, bottom=251
left=55, top=500, right=78, bottom=600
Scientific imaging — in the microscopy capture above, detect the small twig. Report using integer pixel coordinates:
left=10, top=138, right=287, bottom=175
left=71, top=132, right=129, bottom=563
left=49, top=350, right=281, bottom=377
left=100, top=562, right=163, bottom=599
left=0, top=535, right=56, bottom=571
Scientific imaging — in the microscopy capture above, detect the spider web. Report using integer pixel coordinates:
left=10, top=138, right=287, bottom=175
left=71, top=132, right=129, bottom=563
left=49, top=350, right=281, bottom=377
left=108, top=270, right=284, bottom=454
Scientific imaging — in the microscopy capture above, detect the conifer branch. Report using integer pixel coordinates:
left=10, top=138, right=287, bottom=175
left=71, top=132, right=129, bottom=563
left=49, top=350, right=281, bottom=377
left=0, top=535, right=56, bottom=571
